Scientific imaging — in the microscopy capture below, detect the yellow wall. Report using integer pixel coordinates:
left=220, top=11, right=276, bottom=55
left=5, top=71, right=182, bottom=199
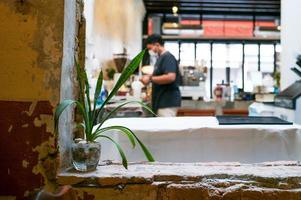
left=0, top=0, right=64, bottom=104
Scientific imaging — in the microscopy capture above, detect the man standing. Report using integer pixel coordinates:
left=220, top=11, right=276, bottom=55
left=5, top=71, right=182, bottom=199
left=140, top=34, right=181, bottom=117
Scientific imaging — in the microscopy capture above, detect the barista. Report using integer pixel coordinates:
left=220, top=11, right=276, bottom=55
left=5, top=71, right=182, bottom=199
left=140, top=34, right=181, bottom=117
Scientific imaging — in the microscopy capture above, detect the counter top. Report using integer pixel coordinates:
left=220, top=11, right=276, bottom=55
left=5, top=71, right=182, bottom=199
left=102, top=116, right=301, bottom=131
left=98, top=117, right=301, bottom=163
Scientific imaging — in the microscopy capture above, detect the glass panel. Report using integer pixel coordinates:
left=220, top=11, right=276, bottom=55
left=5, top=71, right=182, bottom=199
left=196, top=43, right=210, bottom=63
left=229, top=44, right=243, bottom=89
left=260, top=44, right=274, bottom=73
left=196, top=43, right=211, bottom=98
left=245, top=44, right=259, bottom=72
left=244, top=44, right=259, bottom=92
left=275, top=44, right=281, bottom=71
left=165, top=42, right=179, bottom=60
left=212, top=44, right=227, bottom=69
left=229, top=44, right=243, bottom=69
left=212, top=44, right=227, bottom=97
left=211, top=44, right=244, bottom=97
left=180, top=43, right=195, bottom=66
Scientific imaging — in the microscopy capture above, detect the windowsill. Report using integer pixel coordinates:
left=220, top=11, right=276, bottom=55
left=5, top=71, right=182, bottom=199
left=58, top=161, right=301, bottom=189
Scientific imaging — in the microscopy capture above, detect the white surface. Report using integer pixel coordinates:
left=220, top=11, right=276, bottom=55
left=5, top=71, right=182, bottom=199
left=297, top=98, right=301, bottom=124
left=105, top=96, right=143, bottom=109
left=180, top=82, right=206, bottom=99
left=281, top=0, right=301, bottom=89
left=249, top=102, right=299, bottom=124
left=97, top=117, right=301, bottom=164
left=141, top=65, right=154, bottom=75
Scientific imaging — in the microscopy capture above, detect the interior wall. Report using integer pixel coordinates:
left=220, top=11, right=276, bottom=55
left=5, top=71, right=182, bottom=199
left=0, top=1, right=63, bottom=103
left=280, top=0, right=301, bottom=89
left=84, top=0, right=145, bottom=81
left=0, top=0, right=79, bottom=199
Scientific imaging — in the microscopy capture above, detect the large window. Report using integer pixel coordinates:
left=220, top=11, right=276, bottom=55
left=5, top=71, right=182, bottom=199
left=180, top=43, right=195, bottom=66
left=196, top=43, right=211, bottom=98
left=165, top=42, right=179, bottom=60
left=212, top=44, right=227, bottom=91
left=163, top=40, right=279, bottom=98
left=245, top=44, right=259, bottom=72
left=229, top=44, right=243, bottom=88
left=260, top=44, right=274, bottom=73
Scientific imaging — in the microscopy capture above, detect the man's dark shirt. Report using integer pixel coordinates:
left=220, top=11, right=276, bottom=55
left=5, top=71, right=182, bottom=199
left=152, top=51, right=181, bottom=113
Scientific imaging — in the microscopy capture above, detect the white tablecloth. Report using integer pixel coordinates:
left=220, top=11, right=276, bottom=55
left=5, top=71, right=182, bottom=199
left=98, top=117, right=301, bottom=163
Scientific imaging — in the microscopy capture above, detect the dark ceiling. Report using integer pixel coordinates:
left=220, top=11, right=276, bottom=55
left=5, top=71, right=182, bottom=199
left=143, top=0, right=280, bottom=18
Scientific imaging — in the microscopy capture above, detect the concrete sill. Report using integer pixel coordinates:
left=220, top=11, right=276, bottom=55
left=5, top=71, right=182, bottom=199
left=58, top=161, right=301, bottom=189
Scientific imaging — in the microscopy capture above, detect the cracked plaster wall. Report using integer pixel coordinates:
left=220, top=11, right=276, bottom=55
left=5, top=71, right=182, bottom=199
left=0, top=0, right=64, bottom=104
left=0, top=0, right=77, bottom=199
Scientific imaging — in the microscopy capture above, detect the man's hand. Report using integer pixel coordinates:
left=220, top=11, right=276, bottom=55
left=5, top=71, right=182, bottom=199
left=140, top=75, right=152, bottom=85
left=140, top=72, right=176, bottom=85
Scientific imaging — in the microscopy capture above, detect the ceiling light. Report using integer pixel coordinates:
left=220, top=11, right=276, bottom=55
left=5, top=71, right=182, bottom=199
left=172, top=6, right=178, bottom=14
left=162, top=23, right=203, bottom=36
left=254, top=25, right=280, bottom=38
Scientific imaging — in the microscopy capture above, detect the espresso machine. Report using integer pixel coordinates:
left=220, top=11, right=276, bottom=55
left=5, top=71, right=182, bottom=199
left=180, top=65, right=207, bottom=100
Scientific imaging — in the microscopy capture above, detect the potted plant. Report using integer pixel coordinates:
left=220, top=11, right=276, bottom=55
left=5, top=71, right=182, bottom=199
left=54, top=50, right=155, bottom=172
left=105, top=67, right=116, bottom=93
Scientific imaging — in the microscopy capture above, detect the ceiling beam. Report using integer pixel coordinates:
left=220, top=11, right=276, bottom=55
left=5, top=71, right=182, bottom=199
left=145, top=4, right=280, bottom=10
left=144, top=0, right=279, bottom=4
left=146, top=9, right=280, bottom=16
left=146, top=7, right=280, bottom=13
left=143, top=0, right=280, bottom=17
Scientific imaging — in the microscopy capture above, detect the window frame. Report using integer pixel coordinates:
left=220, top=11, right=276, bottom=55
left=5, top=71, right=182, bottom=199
left=153, top=38, right=280, bottom=98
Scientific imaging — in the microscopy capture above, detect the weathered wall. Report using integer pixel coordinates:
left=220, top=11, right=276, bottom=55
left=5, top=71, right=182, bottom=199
left=0, top=0, right=65, bottom=199
left=0, top=0, right=64, bottom=103
left=84, top=0, right=145, bottom=81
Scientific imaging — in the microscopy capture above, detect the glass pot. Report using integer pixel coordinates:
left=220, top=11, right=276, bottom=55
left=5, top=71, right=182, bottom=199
left=71, top=141, right=101, bottom=172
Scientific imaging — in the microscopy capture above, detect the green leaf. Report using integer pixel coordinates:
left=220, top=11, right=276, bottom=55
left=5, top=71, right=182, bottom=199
left=94, top=125, right=154, bottom=162
left=54, top=99, right=89, bottom=138
left=95, top=101, right=156, bottom=131
left=54, top=99, right=76, bottom=131
left=130, top=132, right=155, bottom=162
left=92, top=70, right=103, bottom=121
left=92, top=126, right=135, bottom=148
left=74, top=58, right=93, bottom=137
left=98, top=135, right=128, bottom=169
left=96, top=50, right=146, bottom=115
left=82, top=69, right=93, bottom=132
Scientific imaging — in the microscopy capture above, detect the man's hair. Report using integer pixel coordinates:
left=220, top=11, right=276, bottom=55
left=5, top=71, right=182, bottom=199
left=146, top=34, right=164, bottom=46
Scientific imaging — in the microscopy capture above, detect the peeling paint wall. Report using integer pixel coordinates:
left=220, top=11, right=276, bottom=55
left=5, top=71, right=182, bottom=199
left=59, top=0, right=85, bottom=171
left=0, top=0, right=64, bottom=104
left=0, top=0, right=65, bottom=199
